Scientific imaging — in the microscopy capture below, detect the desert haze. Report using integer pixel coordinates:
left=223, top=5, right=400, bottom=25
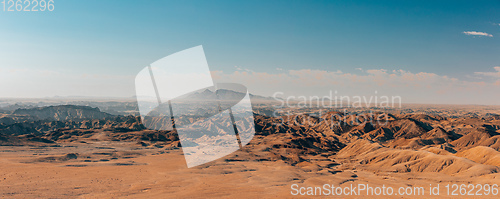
left=0, top=101, right=500, bottom=198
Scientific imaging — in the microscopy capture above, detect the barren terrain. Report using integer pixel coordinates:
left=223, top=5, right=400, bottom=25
left=1, top=103, right=500, bottom=198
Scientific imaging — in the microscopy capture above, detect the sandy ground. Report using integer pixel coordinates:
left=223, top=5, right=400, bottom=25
left=0, top=142, right=499, bottom=198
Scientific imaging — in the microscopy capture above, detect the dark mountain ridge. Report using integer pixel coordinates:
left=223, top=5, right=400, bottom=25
left=12, top=105, right=113, bottom=121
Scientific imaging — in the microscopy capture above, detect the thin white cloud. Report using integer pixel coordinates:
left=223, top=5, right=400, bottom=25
left=4, top=66, right=500, bottom=104
left=475, top=66, right=500, bottom=78
left=212, top=67, right=500, bottom=104
left=234, top=66, right=253, bottom=72
left=463, top=31, right=493, bottom=37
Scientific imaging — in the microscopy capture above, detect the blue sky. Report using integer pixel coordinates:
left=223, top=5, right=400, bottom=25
left=1, top=0, right=499, bottom=104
